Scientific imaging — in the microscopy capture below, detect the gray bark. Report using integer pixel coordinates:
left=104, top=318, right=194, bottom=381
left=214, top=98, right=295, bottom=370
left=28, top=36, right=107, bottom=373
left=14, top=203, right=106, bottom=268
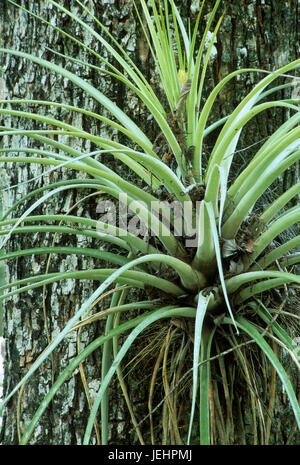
left=0, top=0, right=299, bottom=445
left=0, top=0, right=139, bottom=445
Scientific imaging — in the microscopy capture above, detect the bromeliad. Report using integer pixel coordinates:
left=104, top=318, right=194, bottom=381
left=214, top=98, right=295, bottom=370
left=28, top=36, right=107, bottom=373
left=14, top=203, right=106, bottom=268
left=0, top=0, right=299, bottom=445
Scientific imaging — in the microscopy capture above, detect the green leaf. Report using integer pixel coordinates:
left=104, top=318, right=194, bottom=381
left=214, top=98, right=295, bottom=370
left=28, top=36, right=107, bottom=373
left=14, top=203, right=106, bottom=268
left=249, top=236, right=300, bottom=271
left=207, top=59, right=300, bottom=183
left=1, top=255, right=190, bottom=414
left=0, top=48, right=151, bottom=146
left=226, top=316, right=300, bottom=431
left=0, top=246, right=132, bottom=268
left=193, top=67, right=266, bottom=181
left=199, top=327, right=215, bottom=445
left=245, top=205, right=300, bottom=267
left=192, top=200, right=216, bottom=275
left=205, top=201, right=238, bottom=332
left=251, top=300, right=296, bottom=350
left=18, top=308, right=166, bottom=445
left=225, top=270, right=300, bottom=295
left=187, top=291, right=213, bottom=444
left=83, top=305, right=196, bottom=445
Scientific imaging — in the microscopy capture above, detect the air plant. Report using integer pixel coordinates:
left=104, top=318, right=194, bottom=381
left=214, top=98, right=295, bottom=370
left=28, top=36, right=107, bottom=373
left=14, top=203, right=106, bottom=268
left=0, top=0, right=299, bottom=445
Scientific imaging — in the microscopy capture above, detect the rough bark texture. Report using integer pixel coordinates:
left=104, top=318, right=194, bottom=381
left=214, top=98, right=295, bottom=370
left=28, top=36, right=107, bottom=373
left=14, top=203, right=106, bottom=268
left=0, top=0, right=299, bottom=445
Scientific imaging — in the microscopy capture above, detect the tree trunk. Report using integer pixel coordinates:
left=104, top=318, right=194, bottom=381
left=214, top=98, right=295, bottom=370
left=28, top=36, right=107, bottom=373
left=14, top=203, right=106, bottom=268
left=0, top=0, right=299, bottom=445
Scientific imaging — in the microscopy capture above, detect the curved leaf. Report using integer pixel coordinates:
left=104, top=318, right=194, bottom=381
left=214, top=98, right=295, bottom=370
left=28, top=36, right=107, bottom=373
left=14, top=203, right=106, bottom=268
left=225, top=316, right=300, bottom=431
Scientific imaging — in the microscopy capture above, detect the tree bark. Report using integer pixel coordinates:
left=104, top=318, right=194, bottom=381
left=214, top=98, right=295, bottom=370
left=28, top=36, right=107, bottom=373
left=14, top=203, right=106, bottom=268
left=0, top=0, right=299, bottom=445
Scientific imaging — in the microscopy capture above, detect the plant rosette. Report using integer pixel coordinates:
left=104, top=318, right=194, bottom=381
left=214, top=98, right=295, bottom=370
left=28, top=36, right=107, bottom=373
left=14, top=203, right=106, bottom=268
left=0, top=0, right=299, bottom=445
